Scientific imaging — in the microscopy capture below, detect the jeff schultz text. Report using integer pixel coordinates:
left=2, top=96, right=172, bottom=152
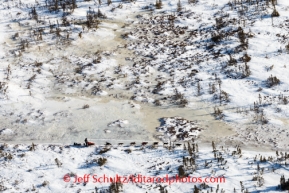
left=63, top=174, right=226, bottom=185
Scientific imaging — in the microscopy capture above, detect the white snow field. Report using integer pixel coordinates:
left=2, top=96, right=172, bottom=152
left=0, top=0, right=289, bottom=192
left=1, top=142, right=289, bottom=193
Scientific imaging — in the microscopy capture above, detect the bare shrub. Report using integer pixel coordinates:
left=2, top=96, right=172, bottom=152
left=285, top=43, right=289, bottom=52
left=221, top=90, right=230, bottom=102
left=241, top=53, right=251, bottom=62
left=282, top=97, right=288, bottom=105
left=213, top=107, right=223, bottom=119
left=188, top=0, right=197, bottom=3
left=228, top=55, right=237, bottom=66
left=98, top=148, right=110, bottom=154
left=55, top=158, right=62, bottom=167
left=97, top=158, right=107, bottom=166
left=42, top=181, right=49, bottom=187
left=266, top=75, right=280, bottom=87
left=82, top=104, right=89, bottom=109
left=86, top=9, right=100, bottom=29
left=29, top=7, right=38, bottom=21
left=155, top=0, right=163, bottom=9
left=154, top=99, right=162, bottom=106
left=209, top=83, right=216, bottom=94
left=241, top=63, right=251, bottom=78
left=279, top=175, right=289, bottom=190
left=109, top=181, right=123, bottom=192
left=211, top=32, right=222, bottom=42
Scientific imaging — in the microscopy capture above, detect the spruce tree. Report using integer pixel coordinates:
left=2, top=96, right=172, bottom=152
left=178, top=165, right=186, bottom=178
left=177, top=0, right=182, bottom=12
left=156, top=0, right=163, bottom=9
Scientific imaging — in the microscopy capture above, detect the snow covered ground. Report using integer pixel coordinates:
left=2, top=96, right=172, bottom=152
left=0, top=0, right=288, bottom=148
left=1, top=142, right=289, bottom=192
left=1, top=0, right=289, bottom=192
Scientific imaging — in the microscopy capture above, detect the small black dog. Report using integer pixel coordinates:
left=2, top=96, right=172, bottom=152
left=73, top=143, right=81, bottom=146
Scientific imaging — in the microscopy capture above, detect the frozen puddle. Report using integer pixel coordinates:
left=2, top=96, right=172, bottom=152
left=0, top=94, right=236, bottom=145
